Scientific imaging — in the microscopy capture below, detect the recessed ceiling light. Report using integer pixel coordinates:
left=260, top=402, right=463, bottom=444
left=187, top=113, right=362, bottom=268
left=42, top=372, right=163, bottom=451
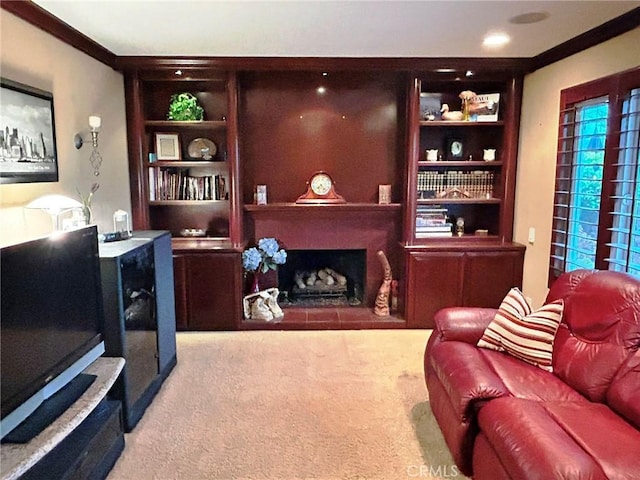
left=175, top=70, right=182, bottom=76
left=316, top=86, right=327, bottom=95
left=483, top=32, right=510, bottom=48
left=509, top=11, right=550, bottom=25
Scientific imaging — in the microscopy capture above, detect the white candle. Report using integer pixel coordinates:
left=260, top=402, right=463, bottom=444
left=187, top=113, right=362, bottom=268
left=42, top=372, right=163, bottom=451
left=89, top=115, right=101, bottom=130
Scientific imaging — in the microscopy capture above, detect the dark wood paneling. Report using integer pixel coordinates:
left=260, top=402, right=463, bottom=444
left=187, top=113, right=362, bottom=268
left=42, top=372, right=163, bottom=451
left=117, top=56, right=530, bottom=73
left=124, top=72, right=149, bottom=230
left=238, top=71, right=406, bottom=205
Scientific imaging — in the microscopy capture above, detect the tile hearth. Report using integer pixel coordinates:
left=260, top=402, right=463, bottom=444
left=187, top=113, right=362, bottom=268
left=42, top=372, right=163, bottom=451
left=240, top=307, right=405, bottom=330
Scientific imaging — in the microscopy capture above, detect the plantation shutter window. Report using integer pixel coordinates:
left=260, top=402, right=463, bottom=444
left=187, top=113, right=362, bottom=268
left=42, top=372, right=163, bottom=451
left=607, top=87, right=640, bottom=276
left=549, top=68, right=640, bottom=284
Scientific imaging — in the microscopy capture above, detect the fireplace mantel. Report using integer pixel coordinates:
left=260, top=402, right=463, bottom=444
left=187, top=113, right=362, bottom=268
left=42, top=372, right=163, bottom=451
left=244, top=203, right=401, bottom=216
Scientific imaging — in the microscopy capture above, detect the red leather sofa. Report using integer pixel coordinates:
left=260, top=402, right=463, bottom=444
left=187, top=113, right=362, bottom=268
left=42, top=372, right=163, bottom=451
left=424, top=269, right=640, bottom=479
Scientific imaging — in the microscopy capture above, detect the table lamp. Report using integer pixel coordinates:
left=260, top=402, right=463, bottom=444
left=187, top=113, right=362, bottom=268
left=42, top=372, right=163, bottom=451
left=25, top=194, right=83, bottom=231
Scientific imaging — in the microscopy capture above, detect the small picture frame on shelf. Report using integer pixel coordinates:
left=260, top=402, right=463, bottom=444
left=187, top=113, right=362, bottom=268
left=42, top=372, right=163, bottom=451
left=154, top=132, right=181, bottom=161
left=446, top=138, right=464, bottom=160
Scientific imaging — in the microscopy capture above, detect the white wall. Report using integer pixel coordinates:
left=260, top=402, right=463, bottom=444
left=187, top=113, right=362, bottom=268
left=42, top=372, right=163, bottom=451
left=515, top=27, right=640, bottom=307
left=0, top=11, right=130, bottom=246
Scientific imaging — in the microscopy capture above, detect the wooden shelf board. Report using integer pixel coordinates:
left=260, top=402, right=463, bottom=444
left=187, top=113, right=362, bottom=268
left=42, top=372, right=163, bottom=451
left=149, top=200, right=228, bottom=205
left=171, top=237, right=241, bottom=252
left=417, top=198, right=501, bottom=205
left=244, top=202, right=402, bottom=212
left=419, top=120, right=504, bottom=127
left=147, top=161, right=227, bottom=168
left=145, top=120, right=227, bottom=128
left=418, top=160, right=503, bottom=167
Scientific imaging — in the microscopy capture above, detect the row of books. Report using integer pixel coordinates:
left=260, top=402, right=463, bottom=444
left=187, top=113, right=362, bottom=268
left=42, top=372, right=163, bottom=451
left=416, top=205, right=452, bottom=237
left=417, top=170, right=494, bottom=199
left=149, top=168, right=228, bottom=201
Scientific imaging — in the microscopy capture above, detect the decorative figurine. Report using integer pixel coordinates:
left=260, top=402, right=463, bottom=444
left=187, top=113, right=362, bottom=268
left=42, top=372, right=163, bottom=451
left=440, top=104, right=464, bottom=121
left=374, top=250, right=393, bottom=317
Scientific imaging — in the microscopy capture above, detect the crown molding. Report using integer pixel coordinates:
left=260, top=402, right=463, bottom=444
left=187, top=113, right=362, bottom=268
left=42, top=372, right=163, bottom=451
left=531, top=7, right=640, bottom=71
left=2, top=1, right=638, bottom=74
left=1, top=0, right=116, bottom=68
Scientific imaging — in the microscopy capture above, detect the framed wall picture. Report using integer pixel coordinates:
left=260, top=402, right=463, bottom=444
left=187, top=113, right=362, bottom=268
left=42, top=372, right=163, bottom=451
left=0, top=78, right=59, bottom=184
left=154, top=132, right=181, bottom=161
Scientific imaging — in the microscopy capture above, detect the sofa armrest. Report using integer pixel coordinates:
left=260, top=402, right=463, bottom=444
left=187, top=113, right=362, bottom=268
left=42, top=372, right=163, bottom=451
left=434, top=307, right=497, bottom=345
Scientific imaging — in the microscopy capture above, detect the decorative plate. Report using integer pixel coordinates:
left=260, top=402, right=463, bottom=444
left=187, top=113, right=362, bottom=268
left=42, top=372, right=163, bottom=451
left=187, top=138, right=217, bottom=160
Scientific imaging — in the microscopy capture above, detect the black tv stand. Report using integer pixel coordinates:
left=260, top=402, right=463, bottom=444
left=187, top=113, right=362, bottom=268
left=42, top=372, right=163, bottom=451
left=2, top=374, right=97, bottom=444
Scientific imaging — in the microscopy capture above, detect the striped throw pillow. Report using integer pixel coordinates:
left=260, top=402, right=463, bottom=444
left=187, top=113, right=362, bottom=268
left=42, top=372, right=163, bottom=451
left=477, top=288, right=564, bottom=372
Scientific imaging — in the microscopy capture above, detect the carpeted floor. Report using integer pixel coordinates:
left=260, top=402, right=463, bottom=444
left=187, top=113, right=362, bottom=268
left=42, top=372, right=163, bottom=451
left=107, top=329, right=466, bottom=480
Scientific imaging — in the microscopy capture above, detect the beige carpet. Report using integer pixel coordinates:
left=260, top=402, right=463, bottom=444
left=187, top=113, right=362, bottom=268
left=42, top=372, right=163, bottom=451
left=107, top=329, right=466, bottom=480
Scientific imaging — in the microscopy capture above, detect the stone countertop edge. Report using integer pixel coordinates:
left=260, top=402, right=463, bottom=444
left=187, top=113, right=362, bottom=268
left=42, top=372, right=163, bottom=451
left=0, top=357, right=125, bottom=480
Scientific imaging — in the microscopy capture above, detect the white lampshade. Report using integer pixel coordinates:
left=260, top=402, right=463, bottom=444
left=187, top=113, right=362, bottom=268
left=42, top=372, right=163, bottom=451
left=26, top=194, right=82, bottom=214
left=26, top=194, right=83, bottom=231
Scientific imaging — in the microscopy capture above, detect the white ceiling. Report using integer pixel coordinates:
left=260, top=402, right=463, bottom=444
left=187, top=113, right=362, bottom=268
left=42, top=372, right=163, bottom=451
left=33, top=0, right=640, bottom=58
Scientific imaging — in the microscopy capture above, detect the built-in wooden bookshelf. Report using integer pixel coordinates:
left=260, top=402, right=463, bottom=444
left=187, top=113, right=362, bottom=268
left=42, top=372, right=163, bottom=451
left=121, top=61, right=526, bottom=330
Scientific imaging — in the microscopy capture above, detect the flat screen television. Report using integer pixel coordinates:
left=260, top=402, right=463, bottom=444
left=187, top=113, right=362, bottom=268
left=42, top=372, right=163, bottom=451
left=0, top=77, right=59, bottom=184
left=0, top=226, right=105, bottom=440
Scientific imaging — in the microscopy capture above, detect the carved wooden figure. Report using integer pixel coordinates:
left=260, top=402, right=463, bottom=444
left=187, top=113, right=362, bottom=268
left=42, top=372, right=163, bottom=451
left=374, top=250, right=392, bottom=316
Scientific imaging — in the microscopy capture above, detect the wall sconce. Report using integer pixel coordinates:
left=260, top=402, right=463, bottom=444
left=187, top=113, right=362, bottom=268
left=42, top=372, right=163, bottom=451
left=74, top=115, right=103, bottom=176
left=25, top=194, right=83, bottom=231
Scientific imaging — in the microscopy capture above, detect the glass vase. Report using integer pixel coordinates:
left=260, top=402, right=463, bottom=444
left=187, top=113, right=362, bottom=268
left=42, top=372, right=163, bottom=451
left=250, top=273, right=261, bottom=294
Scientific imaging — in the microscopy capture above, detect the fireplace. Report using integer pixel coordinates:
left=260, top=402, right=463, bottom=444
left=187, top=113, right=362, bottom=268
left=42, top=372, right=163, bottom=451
left=245, top=203, right=402, bottom=317
left=278, top=249, right=366, bottom=307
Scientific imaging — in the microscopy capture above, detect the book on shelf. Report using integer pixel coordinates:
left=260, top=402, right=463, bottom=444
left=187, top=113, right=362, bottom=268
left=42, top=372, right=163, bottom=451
left=417, top=171, right=494, bottom=199
left=148, top=168, right=228, bottom=201
left=416, top=204, right=450, bottom=228
left=416, top=230, right=453, bottom=238
left=472, top=93, right=500, bottom=122
left=416, top=223, right=453, bottom=233
left=416, top=215, right=449, bottom=226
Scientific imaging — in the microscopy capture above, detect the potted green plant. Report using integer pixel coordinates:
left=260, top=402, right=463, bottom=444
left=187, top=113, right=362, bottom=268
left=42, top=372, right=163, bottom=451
left=167, top=92, right=204, bottom=121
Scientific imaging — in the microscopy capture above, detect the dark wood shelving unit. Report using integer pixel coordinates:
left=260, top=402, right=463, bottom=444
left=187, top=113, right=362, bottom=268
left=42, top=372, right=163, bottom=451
left=122, top=61, right=526, bottom=331
left=402, top=74, right=526, bottom=327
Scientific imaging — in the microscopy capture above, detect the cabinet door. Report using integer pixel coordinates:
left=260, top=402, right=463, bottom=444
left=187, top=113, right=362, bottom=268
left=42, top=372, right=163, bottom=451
left=173, top=254, right=189, bottom=330
left=186, top=253, right=241, bottom=330
left=405, top=251, right=464, bottom=328
left=463, top=249, right=525, bottom=308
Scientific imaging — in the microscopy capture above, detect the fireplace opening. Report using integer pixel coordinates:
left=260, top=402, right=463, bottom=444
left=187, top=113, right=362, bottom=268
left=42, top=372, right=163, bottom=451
left=278, top=249, right=366, bottom=307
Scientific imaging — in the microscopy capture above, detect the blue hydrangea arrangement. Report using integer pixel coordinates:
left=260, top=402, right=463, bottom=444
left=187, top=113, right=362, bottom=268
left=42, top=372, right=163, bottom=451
left=242, top=237, right=287, bottom=273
